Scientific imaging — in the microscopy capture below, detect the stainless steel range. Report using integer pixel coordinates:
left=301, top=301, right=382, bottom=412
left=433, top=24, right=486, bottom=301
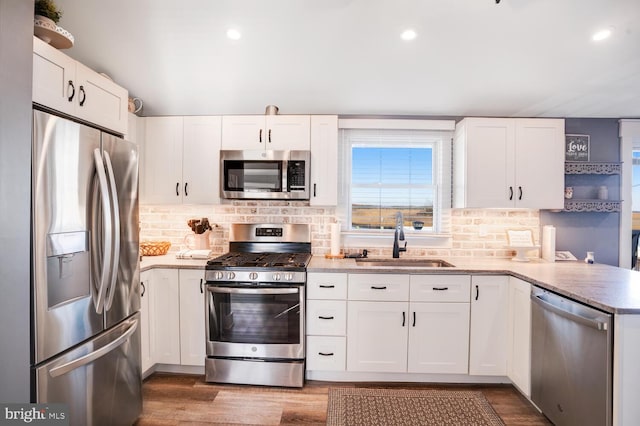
left=204, top=223, right=311, bottom=387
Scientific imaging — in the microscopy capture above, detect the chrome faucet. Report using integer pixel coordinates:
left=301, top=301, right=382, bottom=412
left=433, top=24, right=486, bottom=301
left=392, top=211, right=407, bottom=258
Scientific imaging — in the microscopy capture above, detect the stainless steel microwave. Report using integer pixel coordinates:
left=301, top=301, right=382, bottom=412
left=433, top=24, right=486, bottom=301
left=220, top=150, right=311, bottom=200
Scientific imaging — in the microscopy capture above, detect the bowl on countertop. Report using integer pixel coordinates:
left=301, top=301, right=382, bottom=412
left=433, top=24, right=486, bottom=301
left=412, top=221, right=424, bottom=230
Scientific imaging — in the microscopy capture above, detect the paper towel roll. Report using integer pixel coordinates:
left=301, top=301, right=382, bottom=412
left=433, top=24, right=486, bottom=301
left=542, top=225, right=556, bottom=262
left=330, top=223, right=341, bottom=256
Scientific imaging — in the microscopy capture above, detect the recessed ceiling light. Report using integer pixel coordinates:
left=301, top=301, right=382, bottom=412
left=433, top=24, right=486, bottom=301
left=226, top=29, right=242, bottom=40
left=592, top=28, right=612, bottom=41
left=400, top=29, right=417, bottom=41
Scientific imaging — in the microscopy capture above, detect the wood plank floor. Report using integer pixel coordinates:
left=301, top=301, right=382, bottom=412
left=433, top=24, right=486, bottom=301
left=135, top=373, right=551, bottom=425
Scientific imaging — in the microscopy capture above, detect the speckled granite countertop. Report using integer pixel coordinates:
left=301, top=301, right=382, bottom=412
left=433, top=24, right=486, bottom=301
left=140, top=254, right=640, bottom=314
left=140, top=254, right=208, bottom=272
left=309, top=256, right=640, bottom=314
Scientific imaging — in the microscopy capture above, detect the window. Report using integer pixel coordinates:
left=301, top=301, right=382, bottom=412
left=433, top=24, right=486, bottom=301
left=338, top=123, right=453, bottom=235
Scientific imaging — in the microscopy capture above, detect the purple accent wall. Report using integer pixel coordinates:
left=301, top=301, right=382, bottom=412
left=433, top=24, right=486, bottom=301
left=540, top=118, right=621, bottom=266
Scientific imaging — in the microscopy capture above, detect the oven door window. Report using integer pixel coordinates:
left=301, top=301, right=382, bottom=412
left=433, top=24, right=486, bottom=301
left=208, top=287, right=301, bottom=344
left=224, top=161, right=283, bottom=192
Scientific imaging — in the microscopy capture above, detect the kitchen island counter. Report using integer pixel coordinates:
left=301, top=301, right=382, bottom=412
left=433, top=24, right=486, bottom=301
left=308, top=256, right=640, bottom=314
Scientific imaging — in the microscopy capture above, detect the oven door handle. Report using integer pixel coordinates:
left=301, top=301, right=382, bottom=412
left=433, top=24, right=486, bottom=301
left=206, top=286, right=299, bottom=295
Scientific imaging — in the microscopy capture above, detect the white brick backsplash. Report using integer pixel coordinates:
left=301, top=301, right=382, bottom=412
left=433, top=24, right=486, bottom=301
left=139, top=204, right=539, bottom=259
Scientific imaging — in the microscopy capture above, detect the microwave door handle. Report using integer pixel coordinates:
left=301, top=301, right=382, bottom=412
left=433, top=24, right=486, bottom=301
left=102, top=151, right=120, bottom=312
left=92, top=148, right=113, bottom=314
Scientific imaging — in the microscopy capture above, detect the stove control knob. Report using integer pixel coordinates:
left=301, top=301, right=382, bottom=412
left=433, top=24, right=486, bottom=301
left=215, top=271, right=224, bottom=280
left=284, top=273, right=293, bottom=281
left=249, top=272, right=258, bottom=281
left=227, top=272, right=236, bottom=280
left=273, top=273, right=281, bottom=281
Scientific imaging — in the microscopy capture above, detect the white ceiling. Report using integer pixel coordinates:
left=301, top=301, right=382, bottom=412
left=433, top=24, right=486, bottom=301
left=53, top=0, right=640, bottom=118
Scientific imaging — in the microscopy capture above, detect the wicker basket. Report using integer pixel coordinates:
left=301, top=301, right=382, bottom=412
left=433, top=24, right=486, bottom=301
left=140, top=241, right=171, bottom=256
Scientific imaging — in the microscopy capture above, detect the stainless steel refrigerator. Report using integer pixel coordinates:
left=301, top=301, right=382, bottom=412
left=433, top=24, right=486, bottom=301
left=31, top=110, right=142, bottom=425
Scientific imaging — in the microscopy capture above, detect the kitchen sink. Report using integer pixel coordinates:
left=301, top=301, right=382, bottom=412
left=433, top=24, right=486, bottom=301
left=355, top=258, right=455, bottom=268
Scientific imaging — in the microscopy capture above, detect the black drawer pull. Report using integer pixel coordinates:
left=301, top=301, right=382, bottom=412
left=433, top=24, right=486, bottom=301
left=318, top=316, right=334, bottom=320
left=433, top=287, right=449, bottom=291
left=319, top=284, right=335, bottom=288
left=318, top=352, right=334, bottom=357
left=371, top=286, right=387, bottom=290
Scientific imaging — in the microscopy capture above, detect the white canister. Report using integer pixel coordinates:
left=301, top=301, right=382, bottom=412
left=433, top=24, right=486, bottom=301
left=597, top=185, right=608, bottom=200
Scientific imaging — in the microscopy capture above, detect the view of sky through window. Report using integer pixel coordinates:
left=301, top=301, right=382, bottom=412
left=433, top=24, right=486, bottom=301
left=351, top=146, right=435, bottom=229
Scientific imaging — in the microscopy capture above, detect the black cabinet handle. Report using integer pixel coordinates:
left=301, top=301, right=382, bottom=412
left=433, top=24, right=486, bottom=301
left=268, top=129, right=272, bottom=143
left=509, top=186, right=514, bottom=200
left=314, top=183, right=317, bottom=197
left=67, top=80, right=75, bottom=101
left=433, top=287, right=449, bottom=291
left=140, top=282, right=146, bottom=297
left=371, top=286, right=387, bottom=290
left=200, top=279, right=203, bottom=294
left=319, top=284, right=335, bottom=288
left=412, top=311, right=416, bottom=327
left=402, top=311, right=406, bottom=327
left=176, top=182, right=180, bottom=196
left=78, top=85, right=86, bottom=106
left=518, top=186, right=523, bottom=200
left=318, top=352, right=334, bottom=356
left=259, top=129, right=262, bottom=143
left=475, top=284, right=479, bottom=301
left=318, top=316, right=334, bottom=320
left=185, top=182, right=188, bottom=196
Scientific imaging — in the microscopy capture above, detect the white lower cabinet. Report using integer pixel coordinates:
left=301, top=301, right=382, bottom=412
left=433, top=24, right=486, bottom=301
left=178, top=270, right=206, bottom=367
left=307, top=336, right=346, bottom=371
left=507, top=277, right=532, bottom=396
left=306, top=273, right=348, bottom=372
left=139, top=270, right=153, bottom=374
left=408, top=302, right=470, bottom=374
left=149, top=269, right=181, bottom=365
left=142, top=268, right=205, bottom=370
left=469, top=275, right=509, bottom=376
left=347, top=301, right=409, bottom=372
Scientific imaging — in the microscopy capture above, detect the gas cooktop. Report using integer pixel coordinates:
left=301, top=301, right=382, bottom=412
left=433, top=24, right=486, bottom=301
left=206, top=252, right=312, bottom=270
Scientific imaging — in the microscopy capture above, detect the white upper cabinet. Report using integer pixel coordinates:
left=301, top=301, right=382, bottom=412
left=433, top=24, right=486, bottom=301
left=32, top=37, right=128, bottom=135
left=310, top=115, right=338, bottom=206
left=453, top=117, right=564, bottom=209
left=221, top=115, right=310, bottom=150
left=142, top=116, right=222, bottom=204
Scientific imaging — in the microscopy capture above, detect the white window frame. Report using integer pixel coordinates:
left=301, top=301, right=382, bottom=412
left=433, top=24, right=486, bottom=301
left=337, top=119, right=455, bottom=248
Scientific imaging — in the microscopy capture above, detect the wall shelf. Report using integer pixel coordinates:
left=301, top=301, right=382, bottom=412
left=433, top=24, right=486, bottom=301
left=565, top=162, right=621, bottom=175
left=564, top=199, right=621, bottom=212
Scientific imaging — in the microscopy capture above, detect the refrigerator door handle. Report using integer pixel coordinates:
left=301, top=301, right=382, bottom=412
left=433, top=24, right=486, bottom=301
left=92, top=148, right=114, bottom=314
left=48, top=318, right=138, bottom=378
left=103, top=151, right=120, bottom=312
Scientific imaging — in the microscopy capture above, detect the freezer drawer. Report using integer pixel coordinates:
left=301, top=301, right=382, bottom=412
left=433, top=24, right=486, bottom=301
left=34, top=314, right=142, bottom=426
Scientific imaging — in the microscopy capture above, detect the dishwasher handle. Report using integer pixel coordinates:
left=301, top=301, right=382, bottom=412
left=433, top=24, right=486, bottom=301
left=531, top=293, right=608, bottom=331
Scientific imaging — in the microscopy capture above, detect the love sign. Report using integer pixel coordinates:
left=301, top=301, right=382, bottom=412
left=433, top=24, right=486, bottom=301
left=565, top=134, right=590, bottom=161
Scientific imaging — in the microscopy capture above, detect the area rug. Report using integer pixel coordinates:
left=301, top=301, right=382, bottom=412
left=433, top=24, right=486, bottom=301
left=326, top=388, right=505, bottom=426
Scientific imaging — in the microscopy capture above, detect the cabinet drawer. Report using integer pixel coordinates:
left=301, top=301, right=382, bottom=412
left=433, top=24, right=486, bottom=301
left=306, top=300, right=346, bottom=336
left=306, top=336, right=346, bottom=371
left=348, top=274, right=409, bottom=301
left=307, top=273, right=347, bottom=299
left=410, top=275, right=471, bottom=302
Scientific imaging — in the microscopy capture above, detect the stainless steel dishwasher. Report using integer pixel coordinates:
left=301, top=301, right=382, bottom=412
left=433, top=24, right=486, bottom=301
left=531, top=287, right=612, bottom=426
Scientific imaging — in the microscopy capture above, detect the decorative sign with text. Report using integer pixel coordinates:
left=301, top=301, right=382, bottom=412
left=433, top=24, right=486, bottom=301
left=565, top=134, right=590, bottom=161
